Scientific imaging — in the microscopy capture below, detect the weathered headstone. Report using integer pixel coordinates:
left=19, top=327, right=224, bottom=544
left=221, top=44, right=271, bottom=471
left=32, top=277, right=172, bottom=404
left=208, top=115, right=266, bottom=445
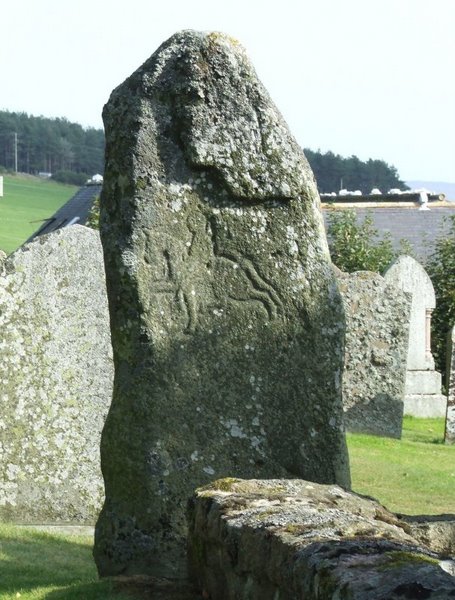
left=94, top=30, right=350, bottom=579
left=0, top=225, right=113, bottom=523
left=384, top=255, right=447, bottom=417
left=336, top=269, right=410, bottom=438
left=445, top=325, right=455, bottom=444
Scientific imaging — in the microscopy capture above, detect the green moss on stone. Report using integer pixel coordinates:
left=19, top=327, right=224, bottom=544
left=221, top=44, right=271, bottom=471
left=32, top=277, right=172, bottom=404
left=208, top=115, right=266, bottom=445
left=202, top=477, right=242, bottom=492
left=380, top=551, right=439, bottom=571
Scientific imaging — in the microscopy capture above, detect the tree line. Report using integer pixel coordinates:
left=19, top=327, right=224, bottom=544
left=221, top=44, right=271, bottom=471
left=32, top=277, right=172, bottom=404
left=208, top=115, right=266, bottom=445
left=0, top=111, right=408, bottom=192
left=0, top=111, right=104, bottom=185
left=304, top=148, right=409, bottom=194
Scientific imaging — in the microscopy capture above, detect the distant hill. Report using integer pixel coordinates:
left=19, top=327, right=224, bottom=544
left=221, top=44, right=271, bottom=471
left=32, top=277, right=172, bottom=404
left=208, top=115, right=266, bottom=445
left=406, top=180, right=455, bottom=201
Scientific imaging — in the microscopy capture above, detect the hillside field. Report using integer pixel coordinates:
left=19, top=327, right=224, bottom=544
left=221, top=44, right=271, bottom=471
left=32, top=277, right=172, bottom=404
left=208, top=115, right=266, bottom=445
left=0, top=174, right=77, bottom=254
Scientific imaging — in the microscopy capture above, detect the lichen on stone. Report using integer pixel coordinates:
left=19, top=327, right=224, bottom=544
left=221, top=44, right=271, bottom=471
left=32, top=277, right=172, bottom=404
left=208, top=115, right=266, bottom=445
left=94, top=29, right=350, bottom=580
left=0, top=226, right=113, bottom=524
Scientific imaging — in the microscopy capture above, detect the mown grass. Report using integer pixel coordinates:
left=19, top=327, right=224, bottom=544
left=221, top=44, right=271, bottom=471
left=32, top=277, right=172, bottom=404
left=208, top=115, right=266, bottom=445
left=0, top=524, right=132, bottom=599
left=0, top=418, right=453, bottom=598
left=348, top=416, right=455, bottom=514
left=0, top=174, right=77, bottom=254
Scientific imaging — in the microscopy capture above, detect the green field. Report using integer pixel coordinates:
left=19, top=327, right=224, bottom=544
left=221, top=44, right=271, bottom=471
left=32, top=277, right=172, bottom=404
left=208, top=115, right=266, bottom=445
left=348, top=416, right=455, bottom=515
left=0, top=418, right=453, bottom=599
left=0, top=174, right=77, bottom=255
left=0, top=524, right=131, bottom=600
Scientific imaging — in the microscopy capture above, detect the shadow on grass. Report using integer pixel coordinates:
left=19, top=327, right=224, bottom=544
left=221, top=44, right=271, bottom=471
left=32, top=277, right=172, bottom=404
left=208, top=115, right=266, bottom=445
left=0, top=525, right=131, bottom=599
left=45, top=580, right=125, bottom=600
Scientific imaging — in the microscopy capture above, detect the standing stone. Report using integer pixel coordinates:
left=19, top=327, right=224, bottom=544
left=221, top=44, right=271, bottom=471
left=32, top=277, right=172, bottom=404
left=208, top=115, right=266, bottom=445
left=94, top=30, right=350, bottom=579
left=445, top=325, right=455, bottom=443
left=0, top=226, right=113, bottom=523
left=336, top=270, right=410, bottom=438
left=384, top=255, right=447, bottom=417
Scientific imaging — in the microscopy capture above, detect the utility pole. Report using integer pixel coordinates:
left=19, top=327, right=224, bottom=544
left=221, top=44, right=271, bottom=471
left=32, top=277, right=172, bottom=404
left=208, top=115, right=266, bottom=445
left=14, top=132, right=18, bottom=173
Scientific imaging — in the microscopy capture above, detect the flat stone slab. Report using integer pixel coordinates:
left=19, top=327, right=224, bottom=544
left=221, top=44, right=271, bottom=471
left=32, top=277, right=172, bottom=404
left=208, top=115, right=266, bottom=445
left=188, top=478, right=455, bottom=599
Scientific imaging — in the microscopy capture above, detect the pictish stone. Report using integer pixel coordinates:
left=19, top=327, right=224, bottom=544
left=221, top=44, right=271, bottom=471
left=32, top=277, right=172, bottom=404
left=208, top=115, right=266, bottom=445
left=445, top=325, right=455, bottom=444
left=0, top=226, right=113, bottom=523
left=94, top=30, right=350, bottom=579
left=336, top=269, right=410, bottom=438
left=384, top=255, right=447, bottom=417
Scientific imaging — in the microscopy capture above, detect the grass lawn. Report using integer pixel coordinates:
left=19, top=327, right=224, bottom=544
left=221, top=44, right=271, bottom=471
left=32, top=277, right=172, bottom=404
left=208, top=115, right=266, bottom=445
left=0, top=524, right=132, bottom=600
left=348, top=416, right=455, bottom=515
left=0, top=417, right=453, bottom=598
left=0, top=174, right=77, bottom=255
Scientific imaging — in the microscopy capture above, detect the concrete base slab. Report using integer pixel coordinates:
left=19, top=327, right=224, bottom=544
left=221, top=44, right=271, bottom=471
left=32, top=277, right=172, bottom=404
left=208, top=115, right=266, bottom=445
left=404, top=394, right=447, bottom=417
left=405, top=370, right=443, bottom=395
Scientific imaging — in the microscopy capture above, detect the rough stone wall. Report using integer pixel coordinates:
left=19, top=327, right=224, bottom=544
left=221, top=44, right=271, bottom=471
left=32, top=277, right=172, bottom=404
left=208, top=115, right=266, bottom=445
left=0, top=226, right=113, bottom=523
left=337, top=269, right=411, bottom=438
left=446, top=325, right=455, bottom=444
left=94, top=30, right=350, bottom=579
left=188, top=478, right=455, bottom=599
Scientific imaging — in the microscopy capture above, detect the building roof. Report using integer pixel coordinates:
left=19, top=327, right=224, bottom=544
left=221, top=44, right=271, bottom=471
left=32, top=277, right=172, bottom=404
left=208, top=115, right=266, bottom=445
left=26, top=184, right=102, bottom=243
left=26, top=185, right=454, bottom=264
left=322, top=199, right=455, bottom=262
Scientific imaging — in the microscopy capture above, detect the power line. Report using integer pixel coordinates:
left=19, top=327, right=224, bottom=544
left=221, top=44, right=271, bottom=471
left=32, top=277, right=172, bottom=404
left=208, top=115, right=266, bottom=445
left=14, top=133, right=17, bottom=173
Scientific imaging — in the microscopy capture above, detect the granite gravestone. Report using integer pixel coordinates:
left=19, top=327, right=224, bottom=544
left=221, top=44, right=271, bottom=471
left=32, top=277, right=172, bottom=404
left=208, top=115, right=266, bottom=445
left=336, top=270, right=410, bottom=438
left=94, top=30, right=350, bottom=579
left=384, top=255, right=446, bottom=417
left=0, top=226, right=113, bottom=523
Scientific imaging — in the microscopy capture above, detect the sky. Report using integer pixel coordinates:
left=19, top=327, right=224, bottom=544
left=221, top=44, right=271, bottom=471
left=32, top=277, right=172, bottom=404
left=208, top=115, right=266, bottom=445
left=1, top=0, right=454, bottom=183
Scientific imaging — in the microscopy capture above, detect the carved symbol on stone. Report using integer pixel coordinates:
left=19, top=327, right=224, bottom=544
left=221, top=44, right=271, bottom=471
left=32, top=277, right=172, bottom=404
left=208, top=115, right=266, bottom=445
left=147, top=243, right=199, bottom=334
left=214, top=251, right=282, bottom=320
left=146, top=212, right=282, bottom=333
left=208, top=216, right=283, bottom=321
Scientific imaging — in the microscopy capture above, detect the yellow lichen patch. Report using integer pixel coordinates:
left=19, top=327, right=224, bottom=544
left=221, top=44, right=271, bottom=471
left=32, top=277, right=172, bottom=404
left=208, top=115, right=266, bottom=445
left=198, top=477, right=243, bottom=494
left=379, top=551, right=439, bottom=571
left=281, top=523, right=314, bottom=535
left=207, top=32, right=242, bottom=49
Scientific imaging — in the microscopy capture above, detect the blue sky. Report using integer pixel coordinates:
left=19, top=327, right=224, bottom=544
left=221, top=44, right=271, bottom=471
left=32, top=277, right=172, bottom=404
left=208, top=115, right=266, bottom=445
left=1, top=0, right=454, bottom=182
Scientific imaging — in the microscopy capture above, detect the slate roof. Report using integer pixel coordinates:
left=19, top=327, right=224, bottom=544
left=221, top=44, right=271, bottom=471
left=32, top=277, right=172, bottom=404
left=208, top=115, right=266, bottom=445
left=322, top=201, right=455, bottom=263
left=26, top=184, right=102, bottom=243
left=26, top=185, right=454, bottom=265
